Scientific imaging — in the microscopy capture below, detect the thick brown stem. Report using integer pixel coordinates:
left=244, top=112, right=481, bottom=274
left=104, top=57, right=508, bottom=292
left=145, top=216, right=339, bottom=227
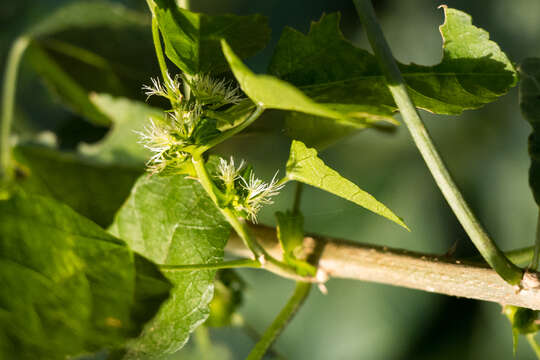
left=227, top=225, right=540, bottom=310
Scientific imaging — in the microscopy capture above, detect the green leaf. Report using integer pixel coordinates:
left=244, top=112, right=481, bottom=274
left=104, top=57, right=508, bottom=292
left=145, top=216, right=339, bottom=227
left=79, top=94, right=166, bottom=165
left=150, top=0, right=270, bottom=74
left=268, top=9, right=517, bottom=146
left=110, top=174, right=231, bottom=358
left=269, top=9, right=516, bottom=114
left=519, top=58, right=540, bottom=206
left=286, top=140, right=408, bottom=230
left=13, top=144, right=141, bottom=227
left=222, top=40, right=388, bottom=128
left=0, top=192, right=171, bottom=360
left=19, top=1, right=155, bottom=125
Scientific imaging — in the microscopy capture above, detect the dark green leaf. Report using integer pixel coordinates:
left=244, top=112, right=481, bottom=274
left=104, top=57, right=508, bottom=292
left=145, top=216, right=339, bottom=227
left=79, top=94, right=165, bottom=165
left=0, top=192, right=171, bottom=360
left=25, top=1, right=148, bottom=38
left=13, top=144, right=141, bottom=227
left=25, top=44, right=111, bottom=126
left=150, top=0, right=270, bottom=74
left=20, top=1, right=155, bottom=125
left=286, top=140, right=408, bottom=230
left=110, top=174, right=230, bottom=358
left=519, top=58, right=540, bottom=205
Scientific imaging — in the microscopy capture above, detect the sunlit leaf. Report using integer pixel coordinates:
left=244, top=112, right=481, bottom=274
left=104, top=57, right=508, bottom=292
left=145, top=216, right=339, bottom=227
left=269, top=9, right=517, bottom=146
left=286, top=140, right=408, bottom=230
left=222, top=40, right=390, bottom=129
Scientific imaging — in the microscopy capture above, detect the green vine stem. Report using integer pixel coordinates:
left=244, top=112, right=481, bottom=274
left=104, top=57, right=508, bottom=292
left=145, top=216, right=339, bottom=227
left=159, top=258, right=261, bottom=271
left=353, top=0, right=523, bottom=285
left=1, top=36, right=30, bottom=181
left=246, top=281, right=311, bottom=360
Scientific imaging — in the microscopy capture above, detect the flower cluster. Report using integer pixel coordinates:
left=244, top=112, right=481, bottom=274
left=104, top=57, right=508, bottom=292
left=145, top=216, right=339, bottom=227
left=138, top=72, right=242, bottom=174
left=214, top=157, right=284, bottom=222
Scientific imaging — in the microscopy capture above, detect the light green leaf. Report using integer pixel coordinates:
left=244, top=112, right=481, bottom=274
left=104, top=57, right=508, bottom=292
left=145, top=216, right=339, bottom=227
left=13, top=144, right=141, bottom=227
left=222, top=40, right=389, bottom=128
left=268, top=9, right=517, bottom=147
left=110, top=174, right=230, bottom=358
left=79, top=94, right=166, bottom=165
left=519, top=58, right=540, bottom=205
left=0, top=192, right=171, bottom=360
left=286, top=140, right=408, bottom=230
left=269, top=9, right=517, bottom=115
left=150, top=0, right=270, bottom=74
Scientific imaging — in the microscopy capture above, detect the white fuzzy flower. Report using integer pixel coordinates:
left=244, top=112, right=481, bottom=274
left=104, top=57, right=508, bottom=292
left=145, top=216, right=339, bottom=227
left=142, top=72, right=183, bottom=101
left=217, top=157, right=245, bottom=186
left=239, top=171, right=284, bottom=222
left=190, top=73, right=243, bottom=106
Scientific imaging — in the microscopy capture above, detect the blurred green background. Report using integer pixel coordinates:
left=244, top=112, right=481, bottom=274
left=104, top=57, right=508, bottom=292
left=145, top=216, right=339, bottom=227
left=2, top=0, right=540, bottom=358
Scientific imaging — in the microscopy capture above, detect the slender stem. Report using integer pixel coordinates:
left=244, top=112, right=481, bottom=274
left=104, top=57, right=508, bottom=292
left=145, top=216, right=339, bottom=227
left=527, top=334, right=540, bottom=359
left=194, top=106, right=264, bottom=155
left=353, top=0, right=523, bottom=285
left=151, top=16, right=168, bottom=83
left=160, top=258, right=261, bottom=271
left=1, top=37, right=30, bottom=181
left=191, top=152, right=265, bottom=257
left=246, top=281, right=311, bottom=360
left=530, top=210, right=540, bottom=270
left=292, top=182, right=304, bottom=214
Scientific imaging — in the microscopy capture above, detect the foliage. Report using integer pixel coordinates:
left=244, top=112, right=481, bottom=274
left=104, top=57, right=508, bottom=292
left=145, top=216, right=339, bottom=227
left=1, top=1, right=539, bottom=359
